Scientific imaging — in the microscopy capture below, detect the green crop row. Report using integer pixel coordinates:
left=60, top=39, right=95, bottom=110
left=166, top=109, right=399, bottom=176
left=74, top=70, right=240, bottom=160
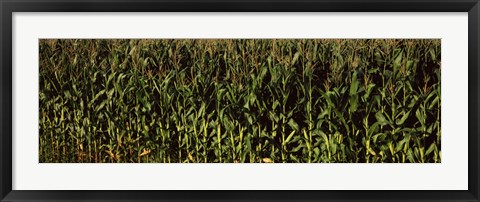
left=39, top=39, right=440, bottom=163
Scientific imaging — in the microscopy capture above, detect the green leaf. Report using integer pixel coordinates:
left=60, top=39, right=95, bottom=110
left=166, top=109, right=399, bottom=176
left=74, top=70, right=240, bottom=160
left=284, top=131, right=296, bottom=145
left=272, top=100, right=280, bottom=110
left=375, top=111, right=388, bottom=126
left=395, top=139, right=406, bottom=153
left=292, top=52, right=300, bottom=65
left=95, top=101, right=106, bottom=112
left=396, top=111, right=410, bottom=125
left=364, top=83, right=376, bottom=100
left=291, top=143, right=306, bottom=152
left=415, top=109, right=425, bottom=126
left=393, top=49, right=403, bottom=76
left=406, top=150, right=415, bottom=162
left=372, top=133, right=386, bottom=144
left=406, top=60, right=414, bottom=70
left=107, top=88, right=115, bottom=98
left=92, top=89, right=105, bottom=102
left=349, top=96, right=358, bottom=113
left=428, top=96, right=440, bottom=110
left=349, top=71, right=359, bottom=95
left=425, top=143, right=436, bottom=156
left=429, top=46, right=436, bottom=61
left=288, top=119, right=299, bottom=131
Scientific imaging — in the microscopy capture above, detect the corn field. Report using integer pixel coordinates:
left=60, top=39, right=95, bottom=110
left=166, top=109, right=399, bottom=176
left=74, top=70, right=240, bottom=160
left=39, top=39, right=441, bottom=163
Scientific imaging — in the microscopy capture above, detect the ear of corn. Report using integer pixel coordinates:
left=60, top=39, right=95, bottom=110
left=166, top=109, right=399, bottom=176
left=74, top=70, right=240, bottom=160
left=39, top=39, right=441, bottom=163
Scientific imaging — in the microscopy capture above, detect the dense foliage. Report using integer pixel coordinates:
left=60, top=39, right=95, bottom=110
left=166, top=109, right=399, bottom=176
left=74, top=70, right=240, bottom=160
left=39, top=39, right=441, bottom=163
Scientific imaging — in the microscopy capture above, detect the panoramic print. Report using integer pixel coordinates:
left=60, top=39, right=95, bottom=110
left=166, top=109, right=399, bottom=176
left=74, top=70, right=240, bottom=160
left=39, top=39, right=441, bottom=163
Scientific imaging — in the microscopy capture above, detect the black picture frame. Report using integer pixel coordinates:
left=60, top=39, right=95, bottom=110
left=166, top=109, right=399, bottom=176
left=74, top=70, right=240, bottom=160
left=1, top=0, right=479, bottom=201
